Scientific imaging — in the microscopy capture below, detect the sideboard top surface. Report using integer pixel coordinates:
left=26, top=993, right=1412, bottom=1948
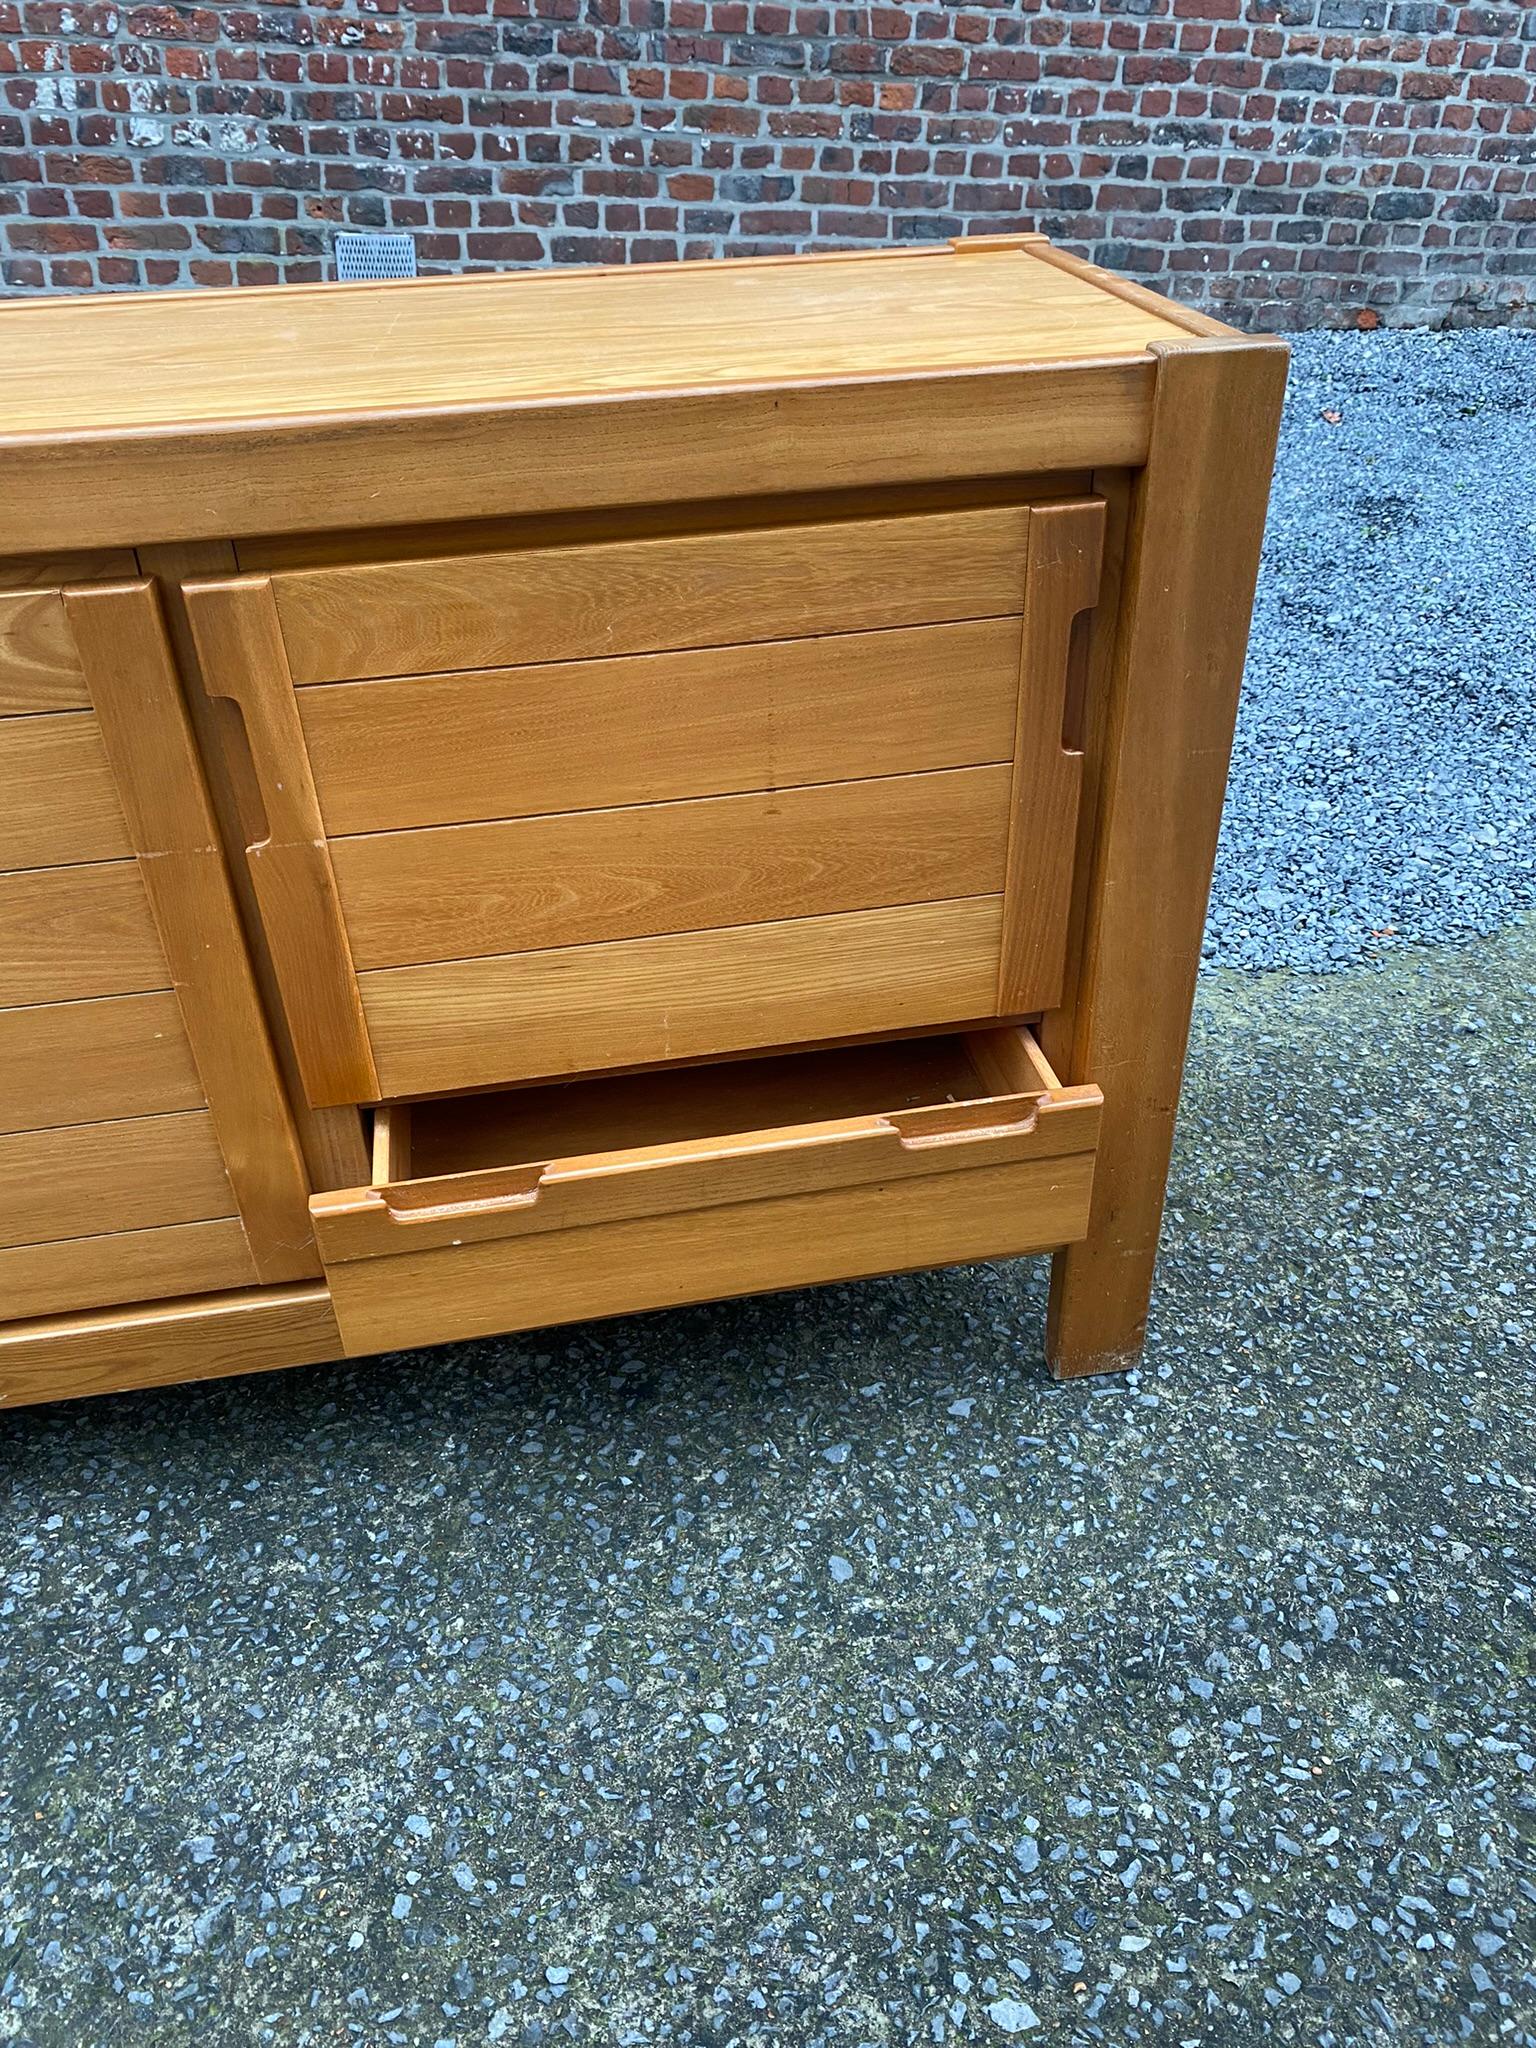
left=0, top=241, right=1194, bottom=441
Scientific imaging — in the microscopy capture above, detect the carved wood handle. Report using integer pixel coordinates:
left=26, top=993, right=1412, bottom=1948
left=183, top=574, right=381, bottom=1108
left=996, top=498, right=1107, bottom=1016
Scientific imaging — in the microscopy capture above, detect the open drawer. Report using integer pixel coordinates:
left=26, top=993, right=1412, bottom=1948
left=184, top=496, right=1105, bottom=1108
left=310, top=1026, right=1102, bottom=1355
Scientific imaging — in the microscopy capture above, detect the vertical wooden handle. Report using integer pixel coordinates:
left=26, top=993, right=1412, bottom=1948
left=996, top=498, right=1107, bottom=1016
left=183, top=575, right=381, bottom=1108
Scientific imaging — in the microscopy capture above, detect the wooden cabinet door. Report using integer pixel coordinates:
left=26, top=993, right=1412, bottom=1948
left=0, top=577, right=319, bottom=1324
left=185, top=497, right=1104, bottom=1107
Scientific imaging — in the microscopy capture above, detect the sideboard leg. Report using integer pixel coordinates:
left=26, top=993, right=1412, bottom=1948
left=1042, top=336, right=1289, bottom=1381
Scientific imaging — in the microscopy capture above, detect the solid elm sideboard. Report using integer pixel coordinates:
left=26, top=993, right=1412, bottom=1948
left=0, top=237, right=1286, bottom=1407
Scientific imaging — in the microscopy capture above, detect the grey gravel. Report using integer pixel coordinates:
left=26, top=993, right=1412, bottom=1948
left=1209, top=327, right=1536, bottom=972
left=2, top=913, right=1533, bottom=2044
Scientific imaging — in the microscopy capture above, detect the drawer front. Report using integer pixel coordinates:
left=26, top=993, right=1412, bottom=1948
left=312, top=1027, right=1101, bottom=1355
left=328, top=1160, right=1094, bottom=1357
left=187, top=498, right=1105, bottom=1106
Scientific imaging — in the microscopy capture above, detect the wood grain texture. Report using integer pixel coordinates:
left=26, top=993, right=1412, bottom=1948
left=331, top=766, right=1012, bottom=970
left=996, top=498, right=1107, bottom=1013
left=237, top=473, right=1098, bottom=575
left=0, top=1217, right=256, bottom=1324
left=0, top=992, right=203, bottom=1135
left=2, top=362, right=1155, bottom=557
left=360, top=895, right=1007, bottom=1097
left=0, top=1282, right=341, bottom=1407
left=141, top=539, right=372, bottom=1195
left=0, top=1111, right=235, bottom=1250
left=0, top=710, right=131, bottom=871
left=1018, top=237, right=1231, bottom=338
left=274, top=507, right=1030, bottom=684
left=1044, top=338, right=1289, bottom=1379
left=0, top=859, right=168, bottom=1008
left=67, top=580, right=322, bottom=1280
left=314, top=1041, right=1101, bottom=1264
left=324, top=1152, right=1096, bottom=1357
left=183, top=575, right=380, bottom=1111
left=299, top=619, right=1021, bottom=836
left=406, top=1034, right=1020, bottom=1177
left=372, top=1103, right=412, bottom=1186
left=0, top=551, right=138, bottom=592
left=0, top=590, right=87, bottom=715
left=0, top=245, right=1189, bottom=442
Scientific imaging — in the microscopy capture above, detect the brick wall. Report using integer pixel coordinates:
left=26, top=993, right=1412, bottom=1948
left=1, top=2, right=1532, bottom=328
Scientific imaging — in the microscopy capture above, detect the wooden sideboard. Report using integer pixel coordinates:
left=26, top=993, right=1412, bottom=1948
left=0, top=238, right=1286, bottom=1406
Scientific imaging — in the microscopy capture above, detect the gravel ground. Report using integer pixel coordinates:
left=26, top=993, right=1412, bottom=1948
left=2, top=336, right=1534, bottom=2045
left=1209, top=326, right=1536, bottom=973
left=2, top=920, right=1532, bottom=2047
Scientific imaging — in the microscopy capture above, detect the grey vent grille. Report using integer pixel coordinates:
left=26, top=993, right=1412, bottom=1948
left=334, top=233, right=418, bottom=283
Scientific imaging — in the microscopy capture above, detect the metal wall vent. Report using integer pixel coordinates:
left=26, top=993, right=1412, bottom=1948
left=334, top=232, right=418, bottom=283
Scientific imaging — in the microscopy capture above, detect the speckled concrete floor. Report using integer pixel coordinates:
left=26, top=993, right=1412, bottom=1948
left=2, top=918, right=1532, bottom=2045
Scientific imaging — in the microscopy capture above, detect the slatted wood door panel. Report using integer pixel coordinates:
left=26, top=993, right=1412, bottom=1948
left=185, top=497, right=1105, bottom=1105
left=0, top=578, right=324, bottom=1333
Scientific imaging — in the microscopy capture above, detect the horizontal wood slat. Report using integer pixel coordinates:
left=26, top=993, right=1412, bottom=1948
left=325, top=1152, right=1095, bottom=1357
left=0, top=992, right=204, bottom=1135
left=0, top=590, right=88, bottom=716
left=274, top=506, right=1031, bottom=683
left=332, top=766, right=1012, bottom=970
left=299, top=619, right=1021, bottom=837
left=0, top=1111, right=234, bottom=1250
left=0, top=859, right=168, bottom=1008
left=0, top=710, right=132, bottom=871
left=359, top=896, right=1006, bottom=1096
left=0, top=1217, right=257, bottom=1325
left=0, top=1282, right=342, bottom=1408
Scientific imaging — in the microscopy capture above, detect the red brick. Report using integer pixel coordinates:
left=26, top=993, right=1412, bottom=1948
left=0, top=0, right=1515, bottom=331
